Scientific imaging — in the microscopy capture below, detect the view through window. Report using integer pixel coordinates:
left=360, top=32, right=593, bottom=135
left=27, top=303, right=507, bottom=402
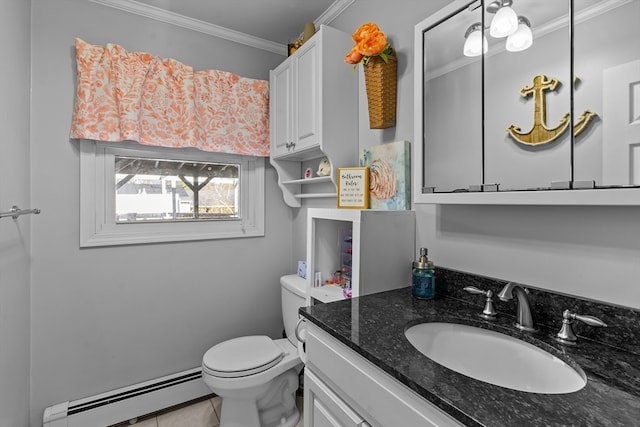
left=115, top=156, right=240, bottom=223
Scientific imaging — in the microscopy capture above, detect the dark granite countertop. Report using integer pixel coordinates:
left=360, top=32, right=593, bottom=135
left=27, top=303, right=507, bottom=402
left=300, top=286, right=640, bottom=427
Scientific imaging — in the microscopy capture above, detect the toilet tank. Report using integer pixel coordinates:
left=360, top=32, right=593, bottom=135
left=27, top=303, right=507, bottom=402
left=280, top=274, right=307, bottom=346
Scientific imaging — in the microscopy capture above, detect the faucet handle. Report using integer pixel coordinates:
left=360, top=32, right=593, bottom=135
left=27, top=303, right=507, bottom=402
left=555, top=309, right=607, bottom=345
left=463, top=286, right=497, bottom=320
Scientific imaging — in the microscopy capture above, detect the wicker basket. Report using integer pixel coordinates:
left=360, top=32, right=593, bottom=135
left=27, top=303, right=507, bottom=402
left=363, top=54, right=397, bottom=129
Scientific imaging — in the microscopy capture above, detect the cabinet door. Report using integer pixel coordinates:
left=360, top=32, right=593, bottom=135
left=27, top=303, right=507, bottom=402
left=304, top=370, right=369, bottom=427
left=483, top=0, right=572, bottom=191
left=294, top=38, right=320, bottom=152
left=270, top=60, right=293, bottom=158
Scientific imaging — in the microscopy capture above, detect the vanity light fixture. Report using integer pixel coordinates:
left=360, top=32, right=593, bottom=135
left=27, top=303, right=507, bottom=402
left=506, top=16, right=533, bottom=52
left=463, top=22, right=488, bottom=57
left=487, top=0, right=519, bottom=38
left=462, top=1, right=533, bottom=57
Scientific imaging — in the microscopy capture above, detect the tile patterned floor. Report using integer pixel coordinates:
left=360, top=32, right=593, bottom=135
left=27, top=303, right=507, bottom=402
left=124, top=394, right=304, bottom=427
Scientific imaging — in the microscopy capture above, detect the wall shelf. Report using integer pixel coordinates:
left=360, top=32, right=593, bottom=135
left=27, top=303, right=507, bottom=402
left=295, top=193, right=337, bottom=200
left=308, top=285, right=345, bottom=303
left=282, top=176, right=332, bottom=185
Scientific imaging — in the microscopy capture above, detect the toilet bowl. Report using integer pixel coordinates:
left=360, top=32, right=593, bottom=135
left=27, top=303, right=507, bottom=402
left=202, top=275, right=306, bottom=427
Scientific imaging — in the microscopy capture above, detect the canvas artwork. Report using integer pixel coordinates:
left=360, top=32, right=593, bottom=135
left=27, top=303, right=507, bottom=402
left=359, top=141, right=411, bottom=210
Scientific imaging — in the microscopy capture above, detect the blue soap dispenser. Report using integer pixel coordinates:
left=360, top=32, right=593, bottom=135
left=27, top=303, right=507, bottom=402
left=412, top=248, right=435, bottom=299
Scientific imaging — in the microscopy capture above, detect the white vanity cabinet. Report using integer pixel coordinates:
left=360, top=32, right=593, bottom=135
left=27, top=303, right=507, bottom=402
left=303, top=322, right=463, bottom=427
left=304, top=370, right=371, bottom=427
left=305, top=208, right=415, bottom=305
left=269, top=25, right=358, bottom=207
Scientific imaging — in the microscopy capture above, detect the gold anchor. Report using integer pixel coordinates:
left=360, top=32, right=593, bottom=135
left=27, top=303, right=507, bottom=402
left=507, top=74, right=596, bottom=146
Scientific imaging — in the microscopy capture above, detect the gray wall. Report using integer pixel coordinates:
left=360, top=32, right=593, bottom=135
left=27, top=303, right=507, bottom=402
left=0, top=1, right=31, bottom=426
left=9, top=0, right=640, bottom=424
left=29, top=0, right=293, bottom=425
left=328, top=0, right=640, bottom=309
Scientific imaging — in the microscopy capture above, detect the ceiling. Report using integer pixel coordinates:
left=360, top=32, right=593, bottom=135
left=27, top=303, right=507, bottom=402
left=92, top=0, right=353, bottom=54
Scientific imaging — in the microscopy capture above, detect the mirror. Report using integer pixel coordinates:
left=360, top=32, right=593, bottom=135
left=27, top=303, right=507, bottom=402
left=574, top=0, right=640, bottom=186
left=415, top=0, right=640, bottom=202
left=422, top=3, right=482, bottom=192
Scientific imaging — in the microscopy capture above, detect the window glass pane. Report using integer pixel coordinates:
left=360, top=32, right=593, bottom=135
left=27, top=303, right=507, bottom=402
left=115, top=156, right=240, bottom=223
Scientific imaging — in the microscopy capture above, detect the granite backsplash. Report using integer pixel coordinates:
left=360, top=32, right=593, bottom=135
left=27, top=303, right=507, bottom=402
left=434, top=267, right=640, bottom=355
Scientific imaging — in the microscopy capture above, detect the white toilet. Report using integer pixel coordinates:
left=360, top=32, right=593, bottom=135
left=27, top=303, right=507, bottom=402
left=202, top=275, right=306, bottom=427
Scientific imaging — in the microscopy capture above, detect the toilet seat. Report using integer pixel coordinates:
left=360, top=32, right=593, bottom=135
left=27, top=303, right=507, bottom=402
left=203, top=335, right=285, bottom=378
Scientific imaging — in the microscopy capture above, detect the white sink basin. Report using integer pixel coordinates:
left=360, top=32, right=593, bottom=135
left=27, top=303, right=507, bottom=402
left=405, top=322, right=586, bottom=394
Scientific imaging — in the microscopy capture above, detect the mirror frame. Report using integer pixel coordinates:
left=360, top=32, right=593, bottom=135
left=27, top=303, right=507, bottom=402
left=413, top=0, right=640, bottom=205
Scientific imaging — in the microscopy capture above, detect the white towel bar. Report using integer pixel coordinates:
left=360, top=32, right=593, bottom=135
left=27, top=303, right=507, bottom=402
left=0, top=205, right=41, bottom=219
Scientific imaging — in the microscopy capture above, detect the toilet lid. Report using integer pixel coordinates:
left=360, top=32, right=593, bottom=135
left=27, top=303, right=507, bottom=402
left=203, top=335, right=285, bottom=378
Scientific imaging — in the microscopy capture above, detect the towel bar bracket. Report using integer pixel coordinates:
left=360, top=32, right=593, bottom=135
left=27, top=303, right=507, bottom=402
left=0, top=205, right=41, bottom=219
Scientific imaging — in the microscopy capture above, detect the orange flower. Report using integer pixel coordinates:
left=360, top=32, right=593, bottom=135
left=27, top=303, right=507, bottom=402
left=344, top=46, right=364, bottom=64
left=345, top=22, right=393, bottom=69
left=352, top=22, right=380, bottom=43
left=356, top=30, right=387, bottom=57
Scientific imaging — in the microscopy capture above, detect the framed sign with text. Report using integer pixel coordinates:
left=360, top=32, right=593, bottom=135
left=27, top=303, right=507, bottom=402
left=337, top=167, right=369, bottom=209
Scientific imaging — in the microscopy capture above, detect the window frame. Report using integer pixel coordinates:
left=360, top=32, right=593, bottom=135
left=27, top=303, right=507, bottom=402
left=80, top=140, right=265, bottom=247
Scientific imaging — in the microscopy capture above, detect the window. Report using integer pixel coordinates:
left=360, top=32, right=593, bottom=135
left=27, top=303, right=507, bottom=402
left=80, top=141, right=264, bottom=247
left=115, top=157, right=240, bottom=223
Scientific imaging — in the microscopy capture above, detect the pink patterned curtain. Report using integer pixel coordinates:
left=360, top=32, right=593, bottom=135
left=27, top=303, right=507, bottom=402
left=70, top=38, right=270, bottom=157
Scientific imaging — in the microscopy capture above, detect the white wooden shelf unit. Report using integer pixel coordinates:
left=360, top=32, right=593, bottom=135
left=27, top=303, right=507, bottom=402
left=305, top=208, right=416, bottom=305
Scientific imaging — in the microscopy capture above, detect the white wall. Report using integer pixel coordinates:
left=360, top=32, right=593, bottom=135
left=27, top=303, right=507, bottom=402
left=0, top=2, right=32, bottom=426
left=327, top=0, right=640, bottom=309
left=29, top=0, right=293, bottom=425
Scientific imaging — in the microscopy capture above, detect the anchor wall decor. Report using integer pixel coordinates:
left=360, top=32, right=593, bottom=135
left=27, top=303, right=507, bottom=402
left=507, top=74, right=596, bottom=146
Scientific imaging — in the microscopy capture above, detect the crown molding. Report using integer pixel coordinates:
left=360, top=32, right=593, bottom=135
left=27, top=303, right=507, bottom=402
left=298, top=0, right=355, bottom=39
left=89, top=0, right=287, bottom=55
left=315, top=0, right=356, bottom=26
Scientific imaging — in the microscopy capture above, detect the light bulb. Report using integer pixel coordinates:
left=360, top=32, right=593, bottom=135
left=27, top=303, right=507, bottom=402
left=463, top=24, right=488, bottom=57
left=490, top=5, right=518, bottom=38
left=506, top=17, right=532, bottom=52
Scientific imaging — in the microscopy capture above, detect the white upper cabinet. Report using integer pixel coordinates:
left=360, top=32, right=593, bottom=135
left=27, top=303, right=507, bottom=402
left=270, top=38, right=321, bottom=158
left=269, top=25, right=358, bottom=207
left=270, top=59, right=292, bottom=158
left=292, top=36, right=320, bottom=154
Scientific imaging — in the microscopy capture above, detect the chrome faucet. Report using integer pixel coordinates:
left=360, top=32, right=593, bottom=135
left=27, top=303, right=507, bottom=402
left=497, top=282, right=536, bottom=332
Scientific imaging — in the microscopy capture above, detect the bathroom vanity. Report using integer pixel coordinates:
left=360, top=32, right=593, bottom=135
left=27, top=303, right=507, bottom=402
left=299, top=268, right=640, bottom=426
left=303, top=321, right=462, bottom=427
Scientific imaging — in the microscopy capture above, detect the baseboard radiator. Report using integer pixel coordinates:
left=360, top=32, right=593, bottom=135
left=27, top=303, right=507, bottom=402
left=43, top=367, right=212, bottom=427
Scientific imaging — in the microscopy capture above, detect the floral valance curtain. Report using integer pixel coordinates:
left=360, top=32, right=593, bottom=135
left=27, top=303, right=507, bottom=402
left=70, top=38, right=270, bottom=157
